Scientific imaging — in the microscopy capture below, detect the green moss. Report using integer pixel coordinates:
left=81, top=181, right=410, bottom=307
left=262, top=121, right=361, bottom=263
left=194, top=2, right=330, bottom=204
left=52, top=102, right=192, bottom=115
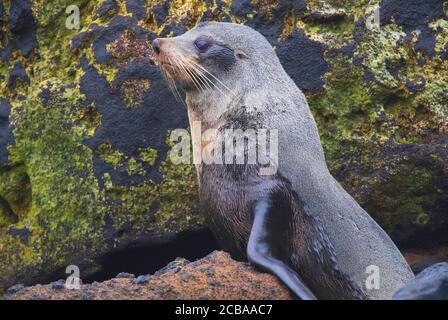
left=300, top=1, right=447, bottom=236
left=0, top=1, right=115, bottom=289
left=155, top=147, right=201, bottom=231
left=308, top=51, right=388, bottom=173
left=0, top=0, right=203, bottom=291
left=293, top=0, right=380, bottom=47
left=139, top=147, right=158, bottom=166
left=1, top=79, right=107, bottom=287
left=364, top=163, right=440, bottom=232
left=97, top=144, right=153, bottom=176
left=97, top=143, right=127, bottom=169
left=103, top=134, right=200, bottom=240
left=0, top=165, right=31, bottom=219
left=0, top=198, right=18, bottom=228
left=354, top=24, right=406, bottom=88
left=431, top=19, right=448, bottom=55
left=127, top=157, right=146, bottom=176
left=86, top=47, right=119, bottom=84
left=145, top=0, right=235, bottom=35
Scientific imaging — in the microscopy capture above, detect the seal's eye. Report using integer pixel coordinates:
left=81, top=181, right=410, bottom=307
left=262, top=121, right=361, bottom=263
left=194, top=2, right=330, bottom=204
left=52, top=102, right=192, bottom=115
left=194, top=36, right=211, bottom=52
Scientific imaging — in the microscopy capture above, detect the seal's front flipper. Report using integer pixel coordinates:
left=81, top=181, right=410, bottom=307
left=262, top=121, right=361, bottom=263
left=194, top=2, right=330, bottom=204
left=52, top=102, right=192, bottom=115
left=247, top=199, right=317, bottom=300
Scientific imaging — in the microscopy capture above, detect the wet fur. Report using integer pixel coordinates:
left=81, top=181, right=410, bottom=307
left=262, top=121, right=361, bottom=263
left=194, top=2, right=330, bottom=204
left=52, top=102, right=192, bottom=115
left=153, top=22, right=414, bottom=299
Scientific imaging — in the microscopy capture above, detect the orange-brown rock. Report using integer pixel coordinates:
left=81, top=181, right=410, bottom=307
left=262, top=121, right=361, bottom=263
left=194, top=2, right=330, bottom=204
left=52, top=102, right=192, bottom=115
left=2, top=251, right=293, bottom=300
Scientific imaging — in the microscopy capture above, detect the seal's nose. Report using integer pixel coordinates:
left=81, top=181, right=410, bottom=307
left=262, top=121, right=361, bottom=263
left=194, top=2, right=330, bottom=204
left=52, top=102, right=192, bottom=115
left=152, top=39, right=161, bottom=55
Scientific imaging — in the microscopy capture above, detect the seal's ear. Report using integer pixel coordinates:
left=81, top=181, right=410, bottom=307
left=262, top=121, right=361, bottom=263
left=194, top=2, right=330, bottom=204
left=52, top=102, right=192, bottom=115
left=235, top=49, right=248, bottom=59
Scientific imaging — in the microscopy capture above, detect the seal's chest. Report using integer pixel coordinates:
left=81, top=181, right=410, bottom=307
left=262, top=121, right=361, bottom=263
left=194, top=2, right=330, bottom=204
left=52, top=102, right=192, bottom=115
left=203, top=202, right=252, bottom=259
left=199, top=165, right=257, bottom=257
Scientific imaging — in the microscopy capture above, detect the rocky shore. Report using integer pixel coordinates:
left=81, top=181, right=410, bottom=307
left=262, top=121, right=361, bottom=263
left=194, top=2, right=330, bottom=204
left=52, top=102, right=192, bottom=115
left=2, top=251, right=293, bottom=300
left=4, top=247, right=448, bottom=300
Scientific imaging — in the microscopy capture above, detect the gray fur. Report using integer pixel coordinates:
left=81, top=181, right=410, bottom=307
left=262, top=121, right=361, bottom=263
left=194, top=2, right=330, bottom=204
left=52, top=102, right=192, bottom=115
left=155, top=22, right=414, bottom=299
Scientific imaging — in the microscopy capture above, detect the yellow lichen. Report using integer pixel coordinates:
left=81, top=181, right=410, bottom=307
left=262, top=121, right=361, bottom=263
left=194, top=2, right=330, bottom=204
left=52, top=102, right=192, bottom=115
left=140, top=147, right=158, bottom=166
left=121, top=79, right=151, bottom=108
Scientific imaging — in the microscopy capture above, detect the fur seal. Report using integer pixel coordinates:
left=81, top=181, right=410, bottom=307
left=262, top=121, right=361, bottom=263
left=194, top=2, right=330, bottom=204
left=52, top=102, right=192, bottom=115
left=151, top=22, right=414, bottom=299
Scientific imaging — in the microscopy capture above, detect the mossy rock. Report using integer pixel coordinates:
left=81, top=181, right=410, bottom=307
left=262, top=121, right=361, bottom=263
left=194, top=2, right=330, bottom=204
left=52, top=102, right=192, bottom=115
left=0, top=0, right=447, bottom=290
left=0, top=0, right=200, bottom=291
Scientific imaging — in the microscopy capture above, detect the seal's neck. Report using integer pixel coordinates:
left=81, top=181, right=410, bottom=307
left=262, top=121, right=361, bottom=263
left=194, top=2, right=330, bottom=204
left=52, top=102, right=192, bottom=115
left=186, top=89, right=244, bottom=130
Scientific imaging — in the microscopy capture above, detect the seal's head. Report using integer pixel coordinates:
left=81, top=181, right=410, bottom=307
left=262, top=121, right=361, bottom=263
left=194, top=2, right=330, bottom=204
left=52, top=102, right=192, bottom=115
left=151, top=22, right=285, bottom=96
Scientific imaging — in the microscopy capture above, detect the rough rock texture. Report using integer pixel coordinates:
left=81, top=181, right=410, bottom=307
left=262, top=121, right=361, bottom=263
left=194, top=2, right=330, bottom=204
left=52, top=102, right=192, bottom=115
left=0, top=0, right=200, bottom=291
left=3, top=249, right=448, bottom=300
left=0, top=0, right=447, bottom=291
left=1, top=251, right=294, bottom=300
left=393, top=262, right=448, bottom=300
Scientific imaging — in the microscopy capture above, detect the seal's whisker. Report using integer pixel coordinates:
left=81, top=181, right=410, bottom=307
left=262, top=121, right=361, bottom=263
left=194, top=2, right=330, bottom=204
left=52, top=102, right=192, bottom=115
left=162, top=59, right=184, bottom=105
left=174, top=52, right=212, bottom=93
left=174, top=52, right=219, bottom=91
left=173, top=51, right=226, bottom=97
left=170, top=54, right=194, bottom=88
left=189, top=60, right=236, bottom=97
left=196, top=71, right=225, bottom=96
left=167, top=75, right=184, bottom=104
left=187, top=64, right=215, bottom=92
left=173, top=53, right=204, bottom=92
left=190, top=63, right=232, bottom=98
left=185, top=64, right=210, bottom=92
left=194, top=69, right=226, bottom=97
left=181, top=58, right=226, bottom=96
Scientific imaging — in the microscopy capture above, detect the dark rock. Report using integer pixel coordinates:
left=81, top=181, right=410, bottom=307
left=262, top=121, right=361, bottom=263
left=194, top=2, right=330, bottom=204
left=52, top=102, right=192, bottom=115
left=406, top=78, right=426, bottom=93
left=8, top=0, right=33, bottom=34
left=95, top=0, right=118, bottom=19
left=6, top=0, right=37, bottom=57
left=277, top=30, right=329, bottom=92
left=126, top=0, right=146, bottom=21
left=273, top=0, right=307, bottom=16
left=133, top=274, right=150, bottom=284
left=0, top=3, right=4, bottom=21
left=380, top=0, right=446, bottom=57
left=230, top=0, right=253, bottom=18
left=358, top=142, right=448, bottom=248
left=15, top=30, right=37, bottom=57
left=152, top=2, right=169, bottom=26
left=417, top=57, right=426, bottom=66
left=207, top=279, right=218, bottom=286
left=51, top=279, right=66, bottom=290
left=0, top=43, right=13, bottom=62
left=8, top=227, right=32, bottom=245
left=6, top=284, right=25, bottom=294
left=7, top=62, right=30, bottom=89
left=70, top=32, right=91, bottom=51
left=0, top=98, right=14, bottom=165
left=394, top=262, right=448, bottom=300
left=441, top=50, right=448, bottom=60
left=159, top=21, right=187, bottom=37
left=1, top=0, right=447, bottom=295
left=80, top=56, right=187, bottom=187
left=411, top=259, right=446, bottom=275
left=304, top=11, right=346, bottom=23
left=71, top=12, right=187, bottom=190
left=380, top=0, right=446, bottom=30
left=87, top=15, right=152, bottom=64
left=115, top=272, right=135, bottom=279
